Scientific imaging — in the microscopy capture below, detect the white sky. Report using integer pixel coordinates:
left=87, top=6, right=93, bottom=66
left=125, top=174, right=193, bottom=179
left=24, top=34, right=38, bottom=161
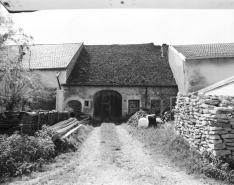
left=1, top=5, right=234, bottom=45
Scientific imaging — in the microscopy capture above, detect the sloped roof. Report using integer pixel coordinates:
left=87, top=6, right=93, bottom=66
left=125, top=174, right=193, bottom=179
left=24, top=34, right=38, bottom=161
left=173, top=43, right=234, bottom=59
left=66, top=43, right=176, bottom=86
left=198, top=76, right=234, bottom=93
left=22, top=43, right=83, bottom=69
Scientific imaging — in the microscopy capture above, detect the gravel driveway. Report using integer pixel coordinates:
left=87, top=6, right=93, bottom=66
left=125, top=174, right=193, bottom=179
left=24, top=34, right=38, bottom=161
left=9, top=123, right=224, bottom=185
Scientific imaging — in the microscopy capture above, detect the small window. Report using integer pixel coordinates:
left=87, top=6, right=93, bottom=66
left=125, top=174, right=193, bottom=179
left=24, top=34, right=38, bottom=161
left=84, top=100, right=89, bottom=107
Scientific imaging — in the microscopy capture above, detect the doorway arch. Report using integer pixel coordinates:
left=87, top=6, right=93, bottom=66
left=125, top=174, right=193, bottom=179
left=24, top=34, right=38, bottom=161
left=67, top=100, right=82, bottom=113
left=93, top=90, right=122, bottom=122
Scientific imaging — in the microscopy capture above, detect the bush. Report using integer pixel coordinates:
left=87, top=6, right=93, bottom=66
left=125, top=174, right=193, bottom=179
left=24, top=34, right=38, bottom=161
left=0, top=127, right=56, bottom=179
left=0, top=124, right=92, bottom=181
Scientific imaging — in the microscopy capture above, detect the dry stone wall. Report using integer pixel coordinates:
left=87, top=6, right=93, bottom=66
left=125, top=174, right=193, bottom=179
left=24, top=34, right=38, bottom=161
left=174, top=92, right=234, bottom=160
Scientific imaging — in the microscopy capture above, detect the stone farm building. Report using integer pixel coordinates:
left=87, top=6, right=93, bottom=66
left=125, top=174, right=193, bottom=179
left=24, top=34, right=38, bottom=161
left=20, top=43, right=177, bottom=122
left=168, top=43, right=234, bottom=95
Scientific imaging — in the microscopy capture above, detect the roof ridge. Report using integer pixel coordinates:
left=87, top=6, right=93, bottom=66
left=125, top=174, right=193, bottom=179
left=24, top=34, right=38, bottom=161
left=173, top=43, right=234, bottom=47
left=83, top=43, right=156, bottom=46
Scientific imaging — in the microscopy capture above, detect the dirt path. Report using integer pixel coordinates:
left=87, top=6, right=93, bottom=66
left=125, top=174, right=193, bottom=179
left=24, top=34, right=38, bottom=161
left=9, top=123, right=223, bottom=185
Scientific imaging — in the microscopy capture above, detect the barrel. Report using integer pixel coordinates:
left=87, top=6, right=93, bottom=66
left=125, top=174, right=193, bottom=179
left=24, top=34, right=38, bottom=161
left=138, top=117, right=149, bottom=128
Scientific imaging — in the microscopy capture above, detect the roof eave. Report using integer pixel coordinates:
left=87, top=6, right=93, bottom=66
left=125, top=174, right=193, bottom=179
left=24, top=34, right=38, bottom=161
left=61, top=84, right=178, bottom=87
left=30, top=67, right=67, bottom=70
left=186, top=56, right=234, bottom=60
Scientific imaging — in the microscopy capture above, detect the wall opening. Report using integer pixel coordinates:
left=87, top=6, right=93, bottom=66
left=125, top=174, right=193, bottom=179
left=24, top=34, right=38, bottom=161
left=128, top=100, right=140, bottom=114
left=67, top=100, right=82, bottom=113
left=93, top=90, right=122, bottom=122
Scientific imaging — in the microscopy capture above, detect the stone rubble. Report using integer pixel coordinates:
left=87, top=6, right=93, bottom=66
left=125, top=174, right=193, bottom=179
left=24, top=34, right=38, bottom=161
left=174, top=92, right=234, bottom=160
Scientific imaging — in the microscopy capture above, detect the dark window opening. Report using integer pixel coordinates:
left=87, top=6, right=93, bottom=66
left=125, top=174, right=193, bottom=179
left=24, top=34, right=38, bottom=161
left=84, top=100, right=89, bottom=107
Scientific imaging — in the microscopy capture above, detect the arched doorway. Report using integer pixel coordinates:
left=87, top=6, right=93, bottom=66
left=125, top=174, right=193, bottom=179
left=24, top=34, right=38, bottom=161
left=67, top=100, right=82, bottom=113
left=94, top=90, right=122, bottom=122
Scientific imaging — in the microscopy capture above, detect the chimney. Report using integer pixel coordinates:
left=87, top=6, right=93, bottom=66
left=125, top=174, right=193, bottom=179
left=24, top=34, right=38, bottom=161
left=161, top=44, right=169, bottom=57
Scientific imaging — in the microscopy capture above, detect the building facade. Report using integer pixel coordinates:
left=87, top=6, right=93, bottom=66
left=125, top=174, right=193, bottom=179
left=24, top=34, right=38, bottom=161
left=59, top=43, right=178, bottom=122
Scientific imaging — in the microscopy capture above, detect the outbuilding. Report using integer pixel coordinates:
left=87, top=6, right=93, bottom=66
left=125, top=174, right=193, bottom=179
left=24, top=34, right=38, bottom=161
left=168, top=43, right=234, bottom=95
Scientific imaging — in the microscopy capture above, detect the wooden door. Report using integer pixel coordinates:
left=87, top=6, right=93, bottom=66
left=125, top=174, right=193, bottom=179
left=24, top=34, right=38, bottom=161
left=94, top=90, right=122, bottom=122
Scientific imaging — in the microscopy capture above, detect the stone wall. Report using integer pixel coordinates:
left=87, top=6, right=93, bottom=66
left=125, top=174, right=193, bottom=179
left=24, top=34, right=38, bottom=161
left=62, top=85, right=178, bottom=116
left=175, top=92, right=234, bottom=159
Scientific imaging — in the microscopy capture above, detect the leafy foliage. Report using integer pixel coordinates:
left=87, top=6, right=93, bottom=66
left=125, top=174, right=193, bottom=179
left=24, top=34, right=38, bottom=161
left=0, top=130, right=56, bottom=179
left=0, top=124, right=92, bottom=181
left=0, top=13, right=55, bottom=111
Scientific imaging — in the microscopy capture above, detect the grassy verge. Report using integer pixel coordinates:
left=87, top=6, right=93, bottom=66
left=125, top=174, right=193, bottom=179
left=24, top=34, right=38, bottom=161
left=123, top=122, right=234, bottom=184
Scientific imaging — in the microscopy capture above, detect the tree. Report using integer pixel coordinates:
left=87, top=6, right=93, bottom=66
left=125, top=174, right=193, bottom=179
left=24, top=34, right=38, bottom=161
left=0, top=13, right=55, bottom=111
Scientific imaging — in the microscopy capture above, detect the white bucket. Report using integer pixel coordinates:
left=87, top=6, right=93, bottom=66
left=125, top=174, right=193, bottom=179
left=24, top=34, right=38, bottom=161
left=138, top=117, right=149, bottom=128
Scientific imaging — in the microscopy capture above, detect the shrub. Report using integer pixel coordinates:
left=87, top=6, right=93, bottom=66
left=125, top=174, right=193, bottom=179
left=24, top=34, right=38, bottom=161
left=0, top=128, right=56, bottom=179
left=0, top=124, right=92, bottom=181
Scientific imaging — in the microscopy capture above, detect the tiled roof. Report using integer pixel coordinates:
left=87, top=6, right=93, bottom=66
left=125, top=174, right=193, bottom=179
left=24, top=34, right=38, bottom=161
left=22, top=43, right=83, bottom=69
left=66, top=43, right=176, bottom=86
left=173, top=43, right=234, bottom=59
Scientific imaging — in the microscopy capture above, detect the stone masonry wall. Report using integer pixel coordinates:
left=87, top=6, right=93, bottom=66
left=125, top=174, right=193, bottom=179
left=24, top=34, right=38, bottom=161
left=63, top=86, right=178, bottom=116
left=175, top=92, right=234, bottom=160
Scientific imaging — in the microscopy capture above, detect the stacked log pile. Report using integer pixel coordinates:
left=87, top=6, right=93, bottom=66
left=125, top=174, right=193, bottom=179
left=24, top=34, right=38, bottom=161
left=51, top=117, right=89, bottom=149
left=175, top=92, right=234, bottom=160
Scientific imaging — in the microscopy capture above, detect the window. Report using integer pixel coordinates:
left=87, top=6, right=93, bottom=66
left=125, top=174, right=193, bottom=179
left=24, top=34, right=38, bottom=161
left=84, top=100, right=89, bottom=107
left=128, top=100, right=140, bottom=114
left=151, top=100, right=161, bottom=114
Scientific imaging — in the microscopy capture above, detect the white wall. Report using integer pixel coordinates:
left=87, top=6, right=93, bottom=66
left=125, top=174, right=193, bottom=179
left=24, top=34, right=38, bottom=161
left=168, top=46, right=186, bottom=94
left=37, top=69, right=66, bottom=88
left=185, top=58, right=234, bottom=93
